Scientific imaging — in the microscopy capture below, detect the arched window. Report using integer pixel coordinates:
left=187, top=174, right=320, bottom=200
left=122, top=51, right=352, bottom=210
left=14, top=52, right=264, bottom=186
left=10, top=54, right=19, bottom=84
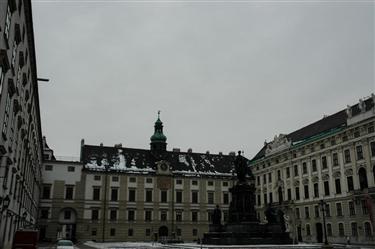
left=338, top=223, right=345, bottom=237
left=327, top=223, right=333, bottom=236
left=364, top=222, right=372, bottom=237
left=358, top=168, right=368, bottom=190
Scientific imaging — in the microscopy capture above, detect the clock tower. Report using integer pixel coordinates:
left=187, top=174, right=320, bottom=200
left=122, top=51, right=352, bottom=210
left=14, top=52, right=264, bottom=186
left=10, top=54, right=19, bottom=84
left=150, top=111, right=167, bottom=153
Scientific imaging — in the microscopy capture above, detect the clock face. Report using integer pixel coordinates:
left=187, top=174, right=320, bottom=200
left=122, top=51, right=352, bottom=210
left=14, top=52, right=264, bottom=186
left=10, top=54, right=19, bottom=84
left=160, top=162, right=168, bottom=171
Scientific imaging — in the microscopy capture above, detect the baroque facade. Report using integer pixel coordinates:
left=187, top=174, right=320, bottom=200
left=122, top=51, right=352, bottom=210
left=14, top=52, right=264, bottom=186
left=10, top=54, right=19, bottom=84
left=0, top=1, right=44, bottom=249
left=250, top=95, right=375, bottom=245
left=39, top=116, right=236, bottom=242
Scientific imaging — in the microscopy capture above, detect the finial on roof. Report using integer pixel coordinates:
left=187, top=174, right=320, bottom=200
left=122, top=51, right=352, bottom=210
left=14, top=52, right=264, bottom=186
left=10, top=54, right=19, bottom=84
left=158, top=110, right=161, bottom=119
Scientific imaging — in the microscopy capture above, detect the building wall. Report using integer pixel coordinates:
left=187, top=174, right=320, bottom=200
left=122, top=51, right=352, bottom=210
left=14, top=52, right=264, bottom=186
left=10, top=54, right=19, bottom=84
left=38, top=160, right=233, bottom=242
left=0, top=1, right=43, bottom=248
left=251, top=115, right=375, bottom=245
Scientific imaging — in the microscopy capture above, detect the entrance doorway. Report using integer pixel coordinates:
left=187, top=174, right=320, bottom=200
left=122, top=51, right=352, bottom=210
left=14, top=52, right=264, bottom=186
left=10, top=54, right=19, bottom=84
left=58, top=208, right=77, bottom=241
left=316, top=223, right=323, bottom=243
left=159, top=226, right=168, bottom=237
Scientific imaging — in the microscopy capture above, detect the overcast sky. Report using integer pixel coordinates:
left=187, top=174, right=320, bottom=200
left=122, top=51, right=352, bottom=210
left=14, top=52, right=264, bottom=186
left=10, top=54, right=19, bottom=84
left=32, top=0, right=374, bottom=159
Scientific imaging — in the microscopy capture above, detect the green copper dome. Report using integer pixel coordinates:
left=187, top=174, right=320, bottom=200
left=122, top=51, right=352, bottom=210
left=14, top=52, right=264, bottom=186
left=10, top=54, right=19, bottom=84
left=150, top=111, right=167, bottom=143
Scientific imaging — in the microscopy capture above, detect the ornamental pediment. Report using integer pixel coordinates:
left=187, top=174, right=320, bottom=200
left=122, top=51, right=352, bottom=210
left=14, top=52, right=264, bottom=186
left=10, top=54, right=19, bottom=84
left=265, top=134, right=292, bottom=156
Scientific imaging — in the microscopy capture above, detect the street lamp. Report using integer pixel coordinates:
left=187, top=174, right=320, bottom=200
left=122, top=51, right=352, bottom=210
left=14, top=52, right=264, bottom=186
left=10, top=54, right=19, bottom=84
left=319, top=200, right=333, bottom=249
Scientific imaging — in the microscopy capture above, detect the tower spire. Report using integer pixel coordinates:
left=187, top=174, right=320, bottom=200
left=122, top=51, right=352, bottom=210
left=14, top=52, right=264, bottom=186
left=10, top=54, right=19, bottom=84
left=150, top=111, right=167, bottom=152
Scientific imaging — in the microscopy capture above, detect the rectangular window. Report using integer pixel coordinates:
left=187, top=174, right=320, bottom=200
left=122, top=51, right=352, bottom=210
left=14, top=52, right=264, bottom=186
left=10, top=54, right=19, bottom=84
left=161, top=190, right=167, bottom=203
left=208, top=192, right=214, bottom=204
left=351, top=223, right=358, bottom=237
left=192, top=211, right=198, bottom=222
left=286, top=167, right=290, bottom=178
left=161, top=210, right=167, bottom=221
left=349, top=201, right=355, bottom=216
left=269, top=192, right=273, bottom=203
left=192, top=191, right=198, bottom=204
left=65, top=186, right=74, bottom=200
left=44, top=165, right=53, bottom=171
left=347, top=176, right=354, bottom=191
left=2, top=94, right=10, bottom=136
left=129, top=177, right=136, bottom=183
left=145, top=189, right=153, bottom=202
left=42, top=185, right=51, bottom=199
left=64, top=210, right=71, bottom=220
left=304, top=207, right=310, bottom=219
left=304, top=185, right=309, bottom=199
left=325, top=204, right=331, bottom=217
left=176, top=211, right=182, bottom=222
left=268, top=173, right=272, bottom=182
left=324, top=181, right=330, bottom=196
left=222, top=181, right=228, bottom=187
left=322, top=156, right=327, bottom=169
left=332, top=153, right=339, bottom=166
left=263, top=174, right=266, bottom=184
left=128, top=229, right=133, bottom=236
left=314, top=183, right=319, bottom=198
left=295, top=208, right=300, bottom=219
left=146, top=178, right=153, bottom=183
left=110, top=228, right=115, bottom=236
left=93, top=187, right=100, bottom=200
left=145, top=229, right=151, bottom=236
left=176, top=191, right=182, bottom=203
left=277, top=170, right=281, bottom=180
left=302, top=162, right=307, bottom=175
left=371, top=142, right=375, bottom=157
left=356, top=145, right=364, bottom=160
left=193, top=228, right=198, bottom=236
left=335, top=178, right=341, bottom=194
left=145, top=210, right=152, bottom=221
left=91, top=209, right=99, bottom=220
left=128, top=189, right=136, bottom=202
left=361, top=200, right=368, bottom=214
left=111, top=188, right=118, bottom=201
left=128, top=210, right=135, bottom=221
left=223, top=192, right=229, bottom=204
left=314, top=205, right=320, bottom=218
left=344, top=149, right=351, bottom=163
left=67, top=166, right=75, bottom=172
left=294, top=165, right=299, bottom=176
left=306, top=224, right=311, bottom=236
left=94, top=175, right=101, bottom=181
left=339, top=223, right=345, bottom=237
left=312, top=159, right=317, bottom=172
left=336, top=203, right=343, bottom=216
left=257, top=195, right=261, bottom=206
left=287, top=189, right=291, bottom=200
left=192, top=180, right=198, bottom=185
left=110, top=209, right=117, bottom=221
left=112, top=176, right=119, bottom=182
left=207, top=181, right=214, bottom=186
left=176, top=179, right=183, bottom=185
left=263, top=193, right=267, bottom=204
left=295, top=187, right=300, bottom=200
left=257, top=176, right=260, bottom=185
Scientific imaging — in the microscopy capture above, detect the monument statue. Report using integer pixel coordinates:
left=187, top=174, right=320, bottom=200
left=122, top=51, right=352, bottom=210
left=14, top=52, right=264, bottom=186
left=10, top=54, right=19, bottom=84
left=203, top=150, right=292, bottom=245
left=212, top=205, right=222, bottom=226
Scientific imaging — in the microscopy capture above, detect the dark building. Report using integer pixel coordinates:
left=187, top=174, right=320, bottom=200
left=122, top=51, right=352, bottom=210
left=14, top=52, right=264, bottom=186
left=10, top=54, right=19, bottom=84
left=0, top=1, right=44, bottom=249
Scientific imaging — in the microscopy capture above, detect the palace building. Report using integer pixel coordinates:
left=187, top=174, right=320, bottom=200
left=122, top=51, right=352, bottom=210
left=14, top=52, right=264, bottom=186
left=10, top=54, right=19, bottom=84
left=250, top=94, right=375, bottom=245
left=0, top=1, right=44, bottom=249
left=38, top=115, right=237, bottom=242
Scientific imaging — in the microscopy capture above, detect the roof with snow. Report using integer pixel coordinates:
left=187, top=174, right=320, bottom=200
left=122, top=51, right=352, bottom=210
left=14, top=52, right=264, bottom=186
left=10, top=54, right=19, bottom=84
left=251, top=96, right=375, bottom=162
left=81, top=145, right=237, bottom=177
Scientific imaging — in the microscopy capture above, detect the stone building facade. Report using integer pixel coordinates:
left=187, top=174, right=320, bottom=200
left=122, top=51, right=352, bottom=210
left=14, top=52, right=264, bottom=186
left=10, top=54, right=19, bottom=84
left=250, top=95, right=375, bottom=245
left=0, top=1, right=44, bottom=249
left=39, top=117, right=235, bottom=242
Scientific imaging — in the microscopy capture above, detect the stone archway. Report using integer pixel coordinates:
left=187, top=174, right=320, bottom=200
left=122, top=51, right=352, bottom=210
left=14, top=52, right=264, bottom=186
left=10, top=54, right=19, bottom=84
left=358, top=167, right=368, bottom=190
left=58, top=208, right=77, bottom=241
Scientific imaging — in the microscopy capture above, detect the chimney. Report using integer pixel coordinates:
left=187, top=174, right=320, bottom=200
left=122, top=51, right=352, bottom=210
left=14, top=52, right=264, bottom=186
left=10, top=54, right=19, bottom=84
left=229, top=151, right=236, bottom=156
left=219, top=152, right=223, bottom=156
left=188, top=148, right=193, bottom=153
left=114, top=143, right=122, bottom=148
left=81, top=138, right=85, bottom=146
left=173, top=148, right=180, bottom=152
left=206, top=151, right=210, bottom=155
left=100, top=143, right=103, bottom=147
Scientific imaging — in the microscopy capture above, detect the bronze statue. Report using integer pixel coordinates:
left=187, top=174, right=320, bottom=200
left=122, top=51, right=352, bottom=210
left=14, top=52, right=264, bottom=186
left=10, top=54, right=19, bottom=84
left=212, top=205, right=222, bottom=225
left=234, top=151, right=253, bottom=182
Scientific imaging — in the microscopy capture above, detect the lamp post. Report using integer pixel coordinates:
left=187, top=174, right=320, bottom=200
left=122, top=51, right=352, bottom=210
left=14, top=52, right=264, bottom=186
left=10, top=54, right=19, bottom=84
left=319, top=200, right=333, bottom=249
